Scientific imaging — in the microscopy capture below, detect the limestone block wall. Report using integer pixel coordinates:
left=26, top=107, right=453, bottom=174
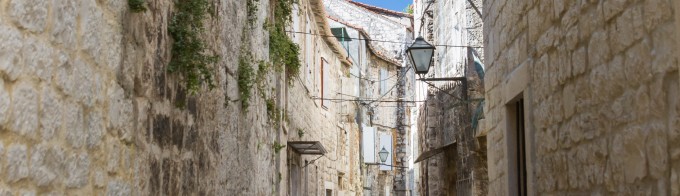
left=483, top=0, right=680, bottom=194
left=0, top=0, right=287, bottom=194
left=0, top=0, right=359, bottom=195
left=432, top=0, right=469, bottom=78
left=416, top=96, right=444, bottom=196
left=414, top=0, right=484, bottom=79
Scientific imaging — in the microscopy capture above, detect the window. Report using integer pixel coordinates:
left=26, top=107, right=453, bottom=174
left=325, top=189, right=333, bottom=196
left=321, top=58, right=330, bottom=108
left=507, top=97, right=527, bottom=196
left=337, top=172, right=344, bottom=190
left=379, top=68, right=389, bottom=95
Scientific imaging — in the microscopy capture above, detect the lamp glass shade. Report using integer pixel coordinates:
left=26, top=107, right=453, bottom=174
left=378, top=147, right=389, bottom=163
left=407, top=36, right=435, bottom=75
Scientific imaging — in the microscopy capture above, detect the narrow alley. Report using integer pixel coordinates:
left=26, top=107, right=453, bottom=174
left=0, top=0, right=678, bottom=195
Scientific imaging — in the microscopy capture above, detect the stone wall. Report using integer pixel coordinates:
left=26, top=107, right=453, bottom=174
left=0, top=0, right=280, bottom=194
left=412, top=0, right=485, bottom=195
left=416, top=65, right=486, bottom=196
left=416, top=93, right=448, bottom=196
left=0, top=0, right=361, bottom=195
left=483, top=0, right=680, bottom=194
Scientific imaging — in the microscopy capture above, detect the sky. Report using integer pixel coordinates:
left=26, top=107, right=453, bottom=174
left=351, top=0, right=412, bottom=12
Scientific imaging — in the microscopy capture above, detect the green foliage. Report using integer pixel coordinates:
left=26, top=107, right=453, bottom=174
left=265, top=98, right=282, bottom=127
left=256, top=60, right=270, bottom=95
left=268, top=0, right=301, bottom=84
left=238, top=54, right=255, bottom=110
left=283, top=112, right=290, bottom=124
left=269, top=29, right=301, bottom=83
left=272, top=141, right=286, bottom=154
left=272, top=0, right=296, bottom=25
left=247, top=0, right=260, bottom=26
left=297, top=128, right=305, bottom=138
left=175, top=100, right=186, bottom=109
left=168, top=0, right=219, bottom=94
left=404, top=4, right=414, bottom=14
left=128, top=0, right=146, bottom=12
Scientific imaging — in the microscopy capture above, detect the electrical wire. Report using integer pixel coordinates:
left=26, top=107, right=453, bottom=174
left=349, top=72, right=398, bottom=82
left=415, top=75, right=489, bottom=106
left=371, top=105, right=418, bottom=108
left=417, top=0, right=435, bottom=36
left=417, top=74, right=465, bottom=102
left=302, top=155, right=325, bottom=168
left=311, top=97, right=426, bottom=103
left=333, top=91, right=419, bottom=107
left=285, top=30, right=483, bottom=48
left=366, top=66, right=412, bottom=105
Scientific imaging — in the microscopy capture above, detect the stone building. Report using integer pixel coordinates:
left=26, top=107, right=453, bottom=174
left=415, top=63, right=486, bottom=196
left=0, top=0, right=366, bottom=195
left=413, top=61, right=486, bottom=196
left=284, top=0, right=366, bottom=195
left=482, top=0, right=680, bottom=195
left=412, top=0, right=484, bottom=80
left=324, top=1, right=416, bottom=195
left=411, top=0, right=486, bottom=195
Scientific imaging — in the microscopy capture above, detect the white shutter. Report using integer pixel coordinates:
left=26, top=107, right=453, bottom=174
left=379, top=68, right=388, bottom=95
left=379, top=132, right=393, bottom=171
left=362, top=126, right=376, bottom=163
left=322, top=58, right=331, bottom=107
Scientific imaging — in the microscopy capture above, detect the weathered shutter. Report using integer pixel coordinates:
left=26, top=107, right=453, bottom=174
left=362, top=126, right=376, bottom=163
left=322, top=58, right=331, bottom=107
left=379, top=68, right=388, bottom=95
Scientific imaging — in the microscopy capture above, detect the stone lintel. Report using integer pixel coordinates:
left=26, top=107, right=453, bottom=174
left=503, top=62, right=530, bottom=104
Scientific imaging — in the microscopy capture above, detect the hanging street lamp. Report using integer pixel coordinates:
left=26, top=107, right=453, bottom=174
left=407, top=36, right=467, bottom=82
left=406, top=36, right=436, bottom=75
left=378, top=147, right=389, bottom=163
left=366, top=146, right=407, bottom=168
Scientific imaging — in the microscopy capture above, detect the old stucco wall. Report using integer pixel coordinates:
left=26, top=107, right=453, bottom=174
left=484, top=0, right=680, bottom=194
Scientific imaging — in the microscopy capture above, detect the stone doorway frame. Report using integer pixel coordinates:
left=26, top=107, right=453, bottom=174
left=501, top=63, right=536, bottom=196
